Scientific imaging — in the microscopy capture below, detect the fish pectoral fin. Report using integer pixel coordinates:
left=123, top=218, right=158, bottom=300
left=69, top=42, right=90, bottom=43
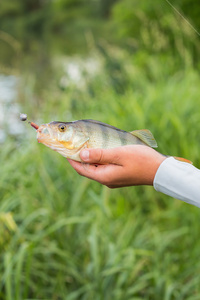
left=75, top=137, right=90, bottom=149
left=130, top=129, right=158, bottom=148
left=59, top=140, right=75, bottom=150
left=60, top=137, right=89, bottom=150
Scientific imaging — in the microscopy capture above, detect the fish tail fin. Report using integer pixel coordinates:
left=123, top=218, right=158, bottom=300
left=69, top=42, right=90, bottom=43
left=173, top=156, right=193, bottom=164
left=130, top=129, right=158, bottom=148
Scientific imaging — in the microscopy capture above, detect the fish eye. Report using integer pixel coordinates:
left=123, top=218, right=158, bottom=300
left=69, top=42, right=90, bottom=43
left=58, top=124, right=66, bottom=132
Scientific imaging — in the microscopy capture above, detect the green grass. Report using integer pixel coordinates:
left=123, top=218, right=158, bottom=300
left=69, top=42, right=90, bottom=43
left=1, top=47, right=200, bottom=299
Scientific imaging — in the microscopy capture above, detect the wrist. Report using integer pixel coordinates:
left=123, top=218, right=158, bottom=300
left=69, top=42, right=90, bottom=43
left=149, top=154, right=166, bottom=185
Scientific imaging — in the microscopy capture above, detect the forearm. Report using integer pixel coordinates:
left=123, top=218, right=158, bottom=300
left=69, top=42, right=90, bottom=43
left=154, top=157, right=200, bottom=207
left=68, top=146, right=200, bottom=207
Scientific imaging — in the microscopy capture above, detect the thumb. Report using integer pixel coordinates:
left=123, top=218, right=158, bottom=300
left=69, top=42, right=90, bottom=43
left=80, top=148, right=121, bottom=165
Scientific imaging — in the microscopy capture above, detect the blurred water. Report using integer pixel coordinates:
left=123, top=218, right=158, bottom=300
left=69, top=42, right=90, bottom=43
left=0, top=57, right=100, bottom=142
left=0, top=74, right=24, bottom=142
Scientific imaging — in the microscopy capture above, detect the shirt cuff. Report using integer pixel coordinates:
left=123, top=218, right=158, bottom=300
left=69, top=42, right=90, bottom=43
left=153, top=157, right=200, bottom=207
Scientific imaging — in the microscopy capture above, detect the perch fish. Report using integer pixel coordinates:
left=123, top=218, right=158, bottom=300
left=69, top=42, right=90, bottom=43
left=33, top=119, right=157, bottom=162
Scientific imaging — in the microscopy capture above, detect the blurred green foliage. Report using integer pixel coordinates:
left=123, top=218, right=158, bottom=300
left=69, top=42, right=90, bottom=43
left=0, top=0, right=200, bottom=299
left=1, top=45, right=200, bottom=298
left=0, top=0, right=199, bottom=56
left=112, top=0, right=200, bottom=66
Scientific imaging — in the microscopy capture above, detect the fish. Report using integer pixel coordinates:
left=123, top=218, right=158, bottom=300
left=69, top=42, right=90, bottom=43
left=34, top=119, right=158, bottom=162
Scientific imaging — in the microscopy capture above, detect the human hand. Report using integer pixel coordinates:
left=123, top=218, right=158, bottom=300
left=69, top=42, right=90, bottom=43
left=67, top=145, right=166, bottom=188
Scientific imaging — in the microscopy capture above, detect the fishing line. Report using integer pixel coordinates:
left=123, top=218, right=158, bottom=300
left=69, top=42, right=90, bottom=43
left=20, top=113, right=39, bottom=129
left=164, top=0, right=200, bottom=36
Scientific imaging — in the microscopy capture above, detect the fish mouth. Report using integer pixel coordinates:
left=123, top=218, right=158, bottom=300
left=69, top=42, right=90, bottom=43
left=40, top=127, right=50, bottom=135
left=37, top=125, right=56, bottom=144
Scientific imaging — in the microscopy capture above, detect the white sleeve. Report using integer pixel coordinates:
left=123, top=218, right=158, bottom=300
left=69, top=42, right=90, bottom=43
left=153, top=157, right=200, bottom=207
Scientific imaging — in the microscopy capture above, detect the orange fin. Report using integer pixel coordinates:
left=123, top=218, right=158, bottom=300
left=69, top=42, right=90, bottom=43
left=173, top=156, right=193, bottom=164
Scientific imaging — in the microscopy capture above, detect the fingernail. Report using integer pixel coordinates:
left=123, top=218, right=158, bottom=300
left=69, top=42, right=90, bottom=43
left=81, top=150, right=89, bottom=161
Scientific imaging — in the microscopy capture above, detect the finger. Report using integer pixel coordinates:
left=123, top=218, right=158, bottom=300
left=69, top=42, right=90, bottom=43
left=67, top=158, right=105, bottom=178
left=67, top=158, right=121, bottom=184
left=67, top=159, right=82, bottom=170
left=80, top=148, right=123, bottom=165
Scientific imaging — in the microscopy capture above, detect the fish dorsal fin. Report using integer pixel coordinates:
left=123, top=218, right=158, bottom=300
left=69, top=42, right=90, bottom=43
left=130, top=129, right=158, bottom=148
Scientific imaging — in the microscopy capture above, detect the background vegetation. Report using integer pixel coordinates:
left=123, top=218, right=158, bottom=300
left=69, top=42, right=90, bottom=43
left=0, top=0, right=200, bottom=299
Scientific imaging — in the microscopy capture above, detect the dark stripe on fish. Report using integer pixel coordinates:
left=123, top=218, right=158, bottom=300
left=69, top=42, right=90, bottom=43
left=80, top=120, right=91, bottom=136
left=117, top=130, right=128, bottom=146
left=100, top=124, right=109, bottom=148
